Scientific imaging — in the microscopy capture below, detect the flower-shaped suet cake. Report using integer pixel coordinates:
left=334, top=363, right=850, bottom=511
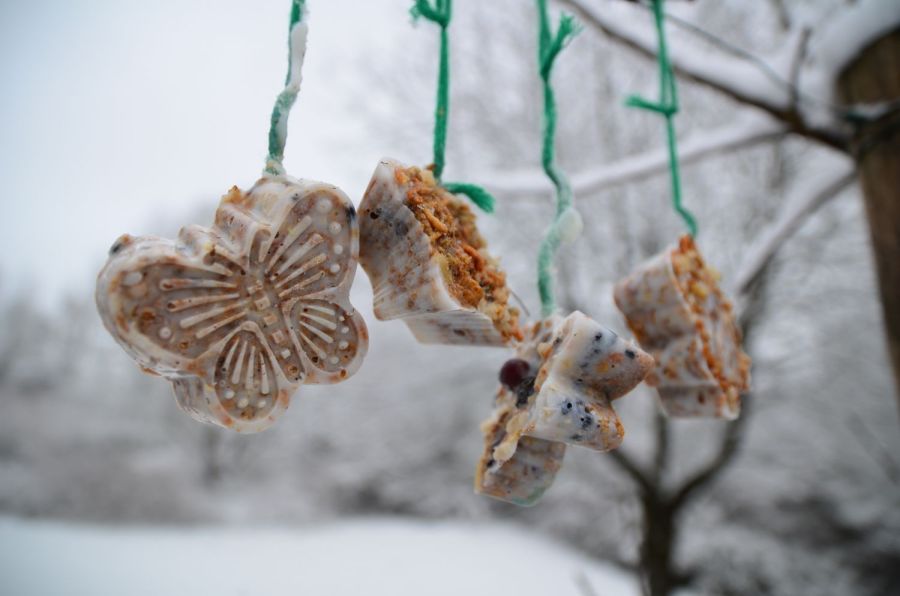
left=475, top=312, right=653, bottom=506
left=614, top=235, right=751, bottom=419
left=475, top=319, right=567, bottom=506
left=359, top=158, right=522, bottom=346
left=96, top=176, right=368, bottom=432
left=524, top=312, right=655, bottom=449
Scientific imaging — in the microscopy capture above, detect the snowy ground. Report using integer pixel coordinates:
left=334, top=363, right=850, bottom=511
left=0, top=516, right=634, bottom=596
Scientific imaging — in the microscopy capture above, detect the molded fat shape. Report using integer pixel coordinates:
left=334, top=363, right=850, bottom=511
left=613, top=236, right=749, bottom=420
left=358, top=158, right=511, bottom=347
left=95, top=175, right=368, bottom=432
left=525, top=312, right=654, bottom=452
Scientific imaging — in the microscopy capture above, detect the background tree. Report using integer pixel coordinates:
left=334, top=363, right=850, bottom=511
left=555, top=0, right=900, bottom=405
left=1, top=2, right=897, bottom=595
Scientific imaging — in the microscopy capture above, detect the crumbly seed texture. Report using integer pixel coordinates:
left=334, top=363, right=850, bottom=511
left=358, top=158, right=522, bottom=346
left=614, top=235, right=751, bottom=419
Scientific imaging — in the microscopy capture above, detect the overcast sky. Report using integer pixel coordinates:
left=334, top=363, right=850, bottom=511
left=0, top=0, right=426, bottom=307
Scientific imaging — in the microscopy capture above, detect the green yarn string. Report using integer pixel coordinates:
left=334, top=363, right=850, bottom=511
left=442, top=182, right=496, bottom=214
left=412, top=0, right=495, bottom=213
left=536, top=0, right=580, bottom=318
left=625, top=0, right=697, bottom=237
left=411, top=0, right=450, bottom=181
left=265, top=0, right=307, bottom=176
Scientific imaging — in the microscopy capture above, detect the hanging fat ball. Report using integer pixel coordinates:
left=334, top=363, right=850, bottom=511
left=475, top=312, right=653, bottom=506
left=476, top=402, right=567, bottom=507
left=614, top=235, right=751, bottom=419
left=359, top=159, right=522, bottom=346
left=358, top=2, right=516, bottom=346
left=96, top=178, right=368, bottom=432
left=523, top=312, right=654, bottom=447
left=95, top=2, right=369, bottom=432
left=475, top=321, right=567, bottom=506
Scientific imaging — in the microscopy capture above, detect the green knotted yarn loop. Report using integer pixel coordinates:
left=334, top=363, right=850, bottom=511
left=442, top=182, right=496, bottom=214
left=411, top=0, right=495, bottom=213
left=536, top=0, right=580, bottom=318
left=625, top=0, right=697, bottom=237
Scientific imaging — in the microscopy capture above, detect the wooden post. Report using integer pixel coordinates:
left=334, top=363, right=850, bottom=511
left=838, top=30, right=900, bottom=405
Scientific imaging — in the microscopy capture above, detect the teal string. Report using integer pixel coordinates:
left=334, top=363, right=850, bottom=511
left=265, top=0, right=306, bottom=176
left=442, top=182, right=495, bottom=213
left=536, top=0, right=580, bottom=318
left=625, top=0, right=697, bottom=237
left=412, top=0, right=495, bottom=213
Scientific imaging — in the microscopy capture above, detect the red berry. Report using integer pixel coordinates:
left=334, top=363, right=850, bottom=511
left=499, top=358, right=531, bottom=391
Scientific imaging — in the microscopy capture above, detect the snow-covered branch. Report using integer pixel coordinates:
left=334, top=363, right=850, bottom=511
left=484, top=114, right=784, bottom=198
left=802, top=0, right=900, bottom=131
left=732, top=165, right=857, bottom=300
left=557, top=0, right=851, bottom=150
left=808, top=0, right=900, bottom=86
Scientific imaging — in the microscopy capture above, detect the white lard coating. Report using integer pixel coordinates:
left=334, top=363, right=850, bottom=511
left=613, top=237, right=750, bottom=419
left=358, top=158, right=510, bottom=347
left=476, top=312, right=653, bottom=506
left=524, top=312, right=654, bottom=451
left=475, top=318, right=565, bottom=506
left=96, top=175, right=368, bottom=432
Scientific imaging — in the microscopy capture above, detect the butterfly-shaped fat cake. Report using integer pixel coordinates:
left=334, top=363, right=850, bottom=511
left=96, top=175, right=368, bottom=432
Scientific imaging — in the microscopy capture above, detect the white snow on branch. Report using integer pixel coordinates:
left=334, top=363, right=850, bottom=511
left=559, top=0, right=862, bottom=148
left=732, top=164, right=856, bottom=300
left=482, top=114, right=785, bottom=198
left=799, top=0, right=900, bottom=130
left=810, top=0, right=900, bottom=78
left=559, top=0, right=794, bottom=113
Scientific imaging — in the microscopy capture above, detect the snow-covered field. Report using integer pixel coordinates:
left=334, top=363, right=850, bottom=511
left=0, top=516, right=634, bottom=596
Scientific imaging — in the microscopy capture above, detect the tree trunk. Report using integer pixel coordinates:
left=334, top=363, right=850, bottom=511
left=838, top=29, right=900, bottom=406
left=640, top=495, right=678, bottom=596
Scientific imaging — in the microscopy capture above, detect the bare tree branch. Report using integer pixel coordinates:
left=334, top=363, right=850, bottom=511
left=651, top=410, right=670, bottom=486
left=846, top=412, right=900, bottom=484
left=732, top=167, right=856, bottom=299
left=668, top=256, right=776, bottom=511
left=767, top=0, right=792, bottom=31
left=574, top=572, right=600, bottom=596
left=556, top=0, right=849, bottom=150
left=484, top=114, right=785, bottom=197
left=670, top=395, right=751, bottom=509
left=788, top=27, right=813, bottom=113
left=608, top=448, right=654, bottom=496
